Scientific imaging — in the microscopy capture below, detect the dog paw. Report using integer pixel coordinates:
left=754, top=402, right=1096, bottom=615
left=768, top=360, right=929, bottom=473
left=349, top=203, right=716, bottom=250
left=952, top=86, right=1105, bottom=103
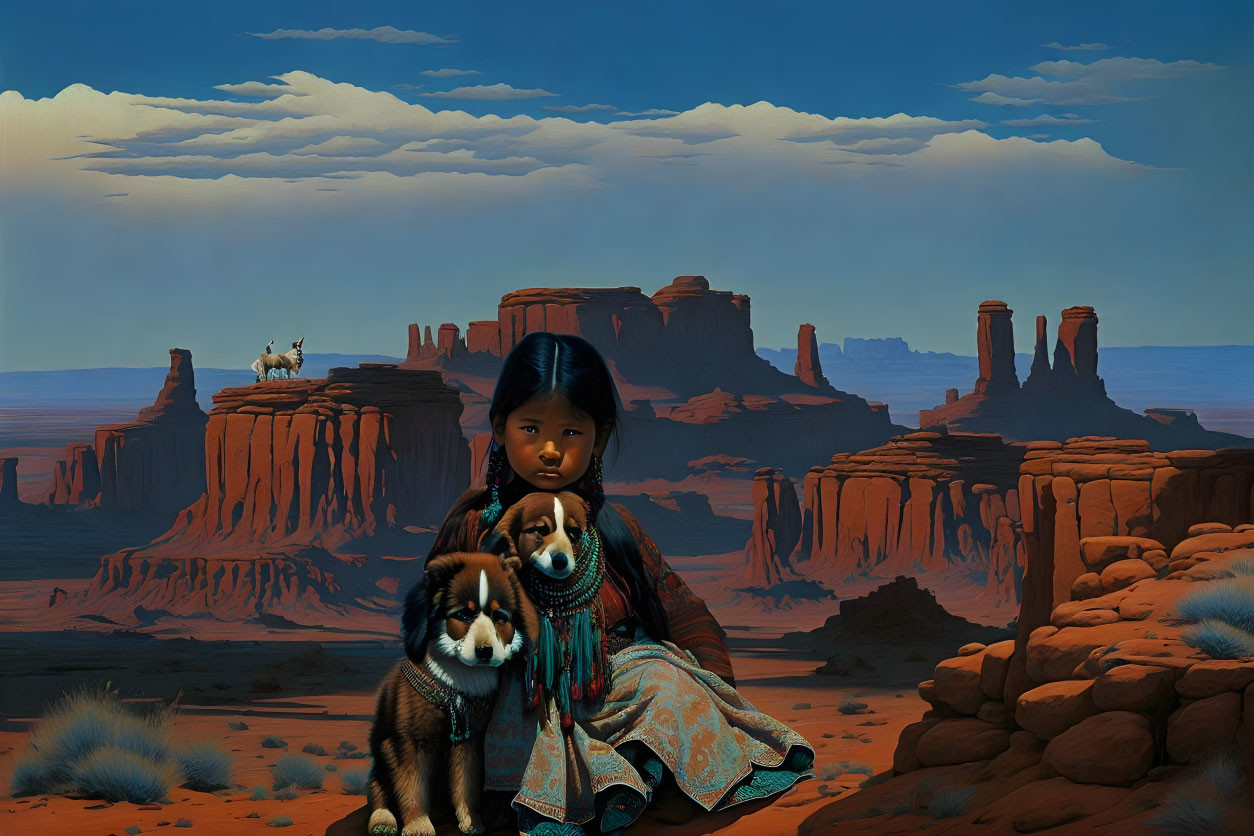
left=401, top=818, right=436, bottom=836
left=368, top=808, right=399, bottom=836
left=457, top=810, right=487, bottom=835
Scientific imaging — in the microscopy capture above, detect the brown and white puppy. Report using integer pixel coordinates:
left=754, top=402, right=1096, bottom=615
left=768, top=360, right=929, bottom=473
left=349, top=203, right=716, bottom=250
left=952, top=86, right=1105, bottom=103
left=482, top=490, right=590, bottom=580
left=368, top=551, right=538, bottom=836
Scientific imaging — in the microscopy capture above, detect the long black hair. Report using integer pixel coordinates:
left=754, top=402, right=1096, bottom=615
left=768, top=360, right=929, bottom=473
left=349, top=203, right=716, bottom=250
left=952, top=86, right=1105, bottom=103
left=428, top=332, right=670, bottom=642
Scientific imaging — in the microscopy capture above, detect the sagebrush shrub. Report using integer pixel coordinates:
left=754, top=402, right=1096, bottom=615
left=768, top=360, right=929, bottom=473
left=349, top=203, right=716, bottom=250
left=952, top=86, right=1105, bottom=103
left=928, top=786, right=974, bottom=818
left=10, top=686, right=178, bottom=802
left=339, top=767, right=369, bottom=795
left=272, top=754, right=324, bottom=790
left=1147, top=750, right=1246, bottom=835
left=176, top=742, right=232, bottom=791
left=260, top=734, right=287, bottom=749
left=1175, top=578, right=1254, bottom=634
left=301, top=742, right=327, bottom=756
left=1181, top=620, right=1254, bottom=660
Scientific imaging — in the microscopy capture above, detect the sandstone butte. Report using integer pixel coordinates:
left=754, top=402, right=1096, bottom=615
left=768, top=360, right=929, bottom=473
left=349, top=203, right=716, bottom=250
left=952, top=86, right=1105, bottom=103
left=745, top=430, right=1029, bottom=609
left=791, top=439, right=1254, bottom=834
left=920, top=300, right=1253, bottom=450
left=44, top=348, right=208, bottom=513
left=71, top=364, right=469, bottom=623
left=401, top=276, right=901, bottom=479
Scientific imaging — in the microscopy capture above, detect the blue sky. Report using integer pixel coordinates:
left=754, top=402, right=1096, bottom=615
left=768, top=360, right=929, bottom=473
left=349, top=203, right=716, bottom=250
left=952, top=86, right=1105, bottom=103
left=1, top=1, right=1250, bottom=371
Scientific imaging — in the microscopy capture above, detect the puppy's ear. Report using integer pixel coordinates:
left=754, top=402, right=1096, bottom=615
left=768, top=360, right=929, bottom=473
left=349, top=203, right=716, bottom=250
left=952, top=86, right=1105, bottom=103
left=479, top=531, right=523, bottom=572
left=506, top=570, right=541, bottom=647
left=401, top=573, right=430, bottom=662
left=483, top=502, right=526, bottom=561
left=424, top=553, right=465, bottom=605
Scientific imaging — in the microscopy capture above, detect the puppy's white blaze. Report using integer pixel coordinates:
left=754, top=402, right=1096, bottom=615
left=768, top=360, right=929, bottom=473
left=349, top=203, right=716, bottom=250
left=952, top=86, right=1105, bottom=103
left=479, top=570, right=488, bottom=609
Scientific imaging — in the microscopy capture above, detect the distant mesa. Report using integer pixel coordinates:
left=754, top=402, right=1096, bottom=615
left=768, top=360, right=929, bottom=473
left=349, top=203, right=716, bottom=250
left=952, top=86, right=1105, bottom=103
left=70, top=364, right=470, bottom=625
left=44, top=348, right=207, bottom=514
left=920, top=301, right=1252, bottom=448
left=402, top=276, right=904, bottom=479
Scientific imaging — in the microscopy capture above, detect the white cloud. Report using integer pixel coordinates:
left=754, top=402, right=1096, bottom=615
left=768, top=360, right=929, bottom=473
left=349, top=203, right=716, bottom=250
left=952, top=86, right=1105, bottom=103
left=245, top=26, right=454, bottom=44
left=290, top=136, right=389, bottom=155
left=0, top=73, right=1151, bottom=207
left=1042, top=42, right=1112, bottom=51
left=956, top=73, right=1136, bottom=106
left=421, top=83, right=558, bottom=100
left=960, top=55, right=1224, bottom=107
left=420, top=69, right=482, bottom=78
left=213, top=80, right=304, bottom=98
left=1030, top=57, right=1224, bottom=81
left=392, top=83, right=424, bottom=91
left=614, top=108, right=680, bottom=117
left=544, top=103, right=618, bottom=113
left=1000, top=113, right=1099, bottom=127
left=969, top=92, right=1037, bottom=106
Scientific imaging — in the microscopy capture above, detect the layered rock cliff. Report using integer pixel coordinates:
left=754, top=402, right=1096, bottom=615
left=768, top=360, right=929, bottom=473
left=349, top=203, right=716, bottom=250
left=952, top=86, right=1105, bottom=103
left=75, top=364, right=469, bottom=623
left=798, top=449, right=1254, bottom=835
left=780, top=431, right=1028, bottom=607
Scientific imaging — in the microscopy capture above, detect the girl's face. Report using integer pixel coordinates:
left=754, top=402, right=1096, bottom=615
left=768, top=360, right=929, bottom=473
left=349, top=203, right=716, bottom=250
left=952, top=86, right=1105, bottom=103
left=492, top=393, right=607, bottom=492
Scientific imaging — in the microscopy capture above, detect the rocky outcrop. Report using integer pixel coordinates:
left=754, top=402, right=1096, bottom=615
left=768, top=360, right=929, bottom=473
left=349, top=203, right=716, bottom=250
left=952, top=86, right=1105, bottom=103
left=74, top=364, right=469, bottom=624
left=800, top=528, right=1254, bottom=835
left=410, top=276, right=838, bottom=399
left=404, top=277, right=903, bottom=478
left=156, top=364, right=467, bottom=551
left=921, top=301, right=1251, bottom=449
left=1008, top=438, right=1254, bottom=704
left=974, top=301, right=1019, bottom=395
left=93, top=349, right=209, bottom=514
left=794, top=323, right=830, bottom=389
left=789, top=430, right=1027, bottom=606
left=0, top=457, right=20, bottom=510
left=741, top=467, right=802, bottom=588
left=44, top=442, right=100, bottom=506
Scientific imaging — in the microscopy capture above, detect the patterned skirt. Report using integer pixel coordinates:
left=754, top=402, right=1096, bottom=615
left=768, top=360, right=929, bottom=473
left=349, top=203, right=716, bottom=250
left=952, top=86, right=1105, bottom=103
left=483, top=636, right=814, bottom=830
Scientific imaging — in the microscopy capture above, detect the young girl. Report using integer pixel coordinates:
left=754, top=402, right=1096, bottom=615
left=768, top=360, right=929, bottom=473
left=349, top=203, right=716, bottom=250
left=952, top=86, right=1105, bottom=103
left=425, top=331, right=813, bottom=835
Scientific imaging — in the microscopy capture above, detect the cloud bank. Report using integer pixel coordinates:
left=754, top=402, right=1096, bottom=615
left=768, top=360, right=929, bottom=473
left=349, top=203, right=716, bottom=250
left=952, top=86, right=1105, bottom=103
left=246, top=26, right=454, bottom=44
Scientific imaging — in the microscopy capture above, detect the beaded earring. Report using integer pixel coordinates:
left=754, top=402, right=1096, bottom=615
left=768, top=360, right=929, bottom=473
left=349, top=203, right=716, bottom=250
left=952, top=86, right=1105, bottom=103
left=481, top=442, right=507, bottom=525
left=585, top=453, right=605, bottom=519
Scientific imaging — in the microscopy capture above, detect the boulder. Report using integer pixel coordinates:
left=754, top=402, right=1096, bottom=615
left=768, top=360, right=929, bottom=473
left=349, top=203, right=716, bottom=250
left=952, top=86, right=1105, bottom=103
left=915, top=718, right=1012, bottom=767
left=892, top=717, right=942, bottom=773
left=1098, top=559, right=1155, bottom=593
left=1079, top=536, right=1166, bottom=573
left=1016, top=679, right=1100, bottom=739
left=933, top=652, right=988, bottom=715
left=980, top=640, right=1016, bottom=700
left=1176, top=661, right=1254, bottom=700
left=1042, top=711, right=1155, bottom=786
left=1166, top=692, right=1243, bottom=763
left=1092, top=664, right=1175, bottom=713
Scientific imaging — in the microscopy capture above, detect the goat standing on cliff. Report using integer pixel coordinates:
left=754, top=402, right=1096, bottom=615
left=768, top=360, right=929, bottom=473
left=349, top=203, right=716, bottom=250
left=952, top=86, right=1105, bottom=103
left=253, top=337, right=304, bottom=382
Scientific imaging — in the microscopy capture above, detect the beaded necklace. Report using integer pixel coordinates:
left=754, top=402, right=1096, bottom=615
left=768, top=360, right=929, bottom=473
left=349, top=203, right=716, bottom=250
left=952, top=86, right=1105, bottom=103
left=401, top=658, right=496, bottom=744
left=523, top=527, right=608, bottom=731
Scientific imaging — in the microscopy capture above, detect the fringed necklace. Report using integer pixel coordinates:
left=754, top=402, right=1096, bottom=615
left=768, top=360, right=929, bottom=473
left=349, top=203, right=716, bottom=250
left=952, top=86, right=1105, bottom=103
left=401, top=658, right=496, bottom=744
left=523, top=526, right=608, bottom=731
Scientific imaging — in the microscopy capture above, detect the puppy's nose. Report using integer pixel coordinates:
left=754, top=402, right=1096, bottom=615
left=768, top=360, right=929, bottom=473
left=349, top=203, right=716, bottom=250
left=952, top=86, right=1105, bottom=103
left=551, top=553, right=569, bottom=571
left=475, top=645, right=493, bottom=662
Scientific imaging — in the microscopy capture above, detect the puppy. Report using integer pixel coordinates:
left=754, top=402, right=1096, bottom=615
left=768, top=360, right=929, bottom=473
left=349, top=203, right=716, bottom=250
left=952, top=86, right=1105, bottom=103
left=368, top=551, right=538, bottom=836
left=481, top=490, right=590, bottom=580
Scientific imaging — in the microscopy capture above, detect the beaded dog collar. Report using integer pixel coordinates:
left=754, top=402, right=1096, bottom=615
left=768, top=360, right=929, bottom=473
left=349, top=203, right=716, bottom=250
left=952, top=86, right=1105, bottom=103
left=401, top=658, right=496, bottom=744
left=523, top=528, right=608, bottom=730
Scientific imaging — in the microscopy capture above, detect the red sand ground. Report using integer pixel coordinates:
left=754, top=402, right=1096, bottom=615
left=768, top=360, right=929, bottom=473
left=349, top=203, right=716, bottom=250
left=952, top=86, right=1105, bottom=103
left=0, top=650, right=922, bottom=836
